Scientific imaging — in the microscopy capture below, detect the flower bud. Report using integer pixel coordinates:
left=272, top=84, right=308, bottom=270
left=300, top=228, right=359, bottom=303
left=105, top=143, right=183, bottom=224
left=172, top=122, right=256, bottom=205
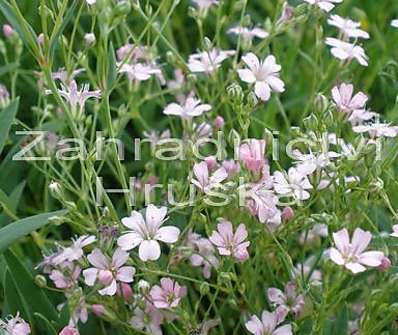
left=378, top=256, right=391, bottom=272
left=92, top=304, right=106, bottom=316
left=0, top=84, right=10, bottom=108
left=98, top=270, right=113, bottom=285
left=227, top=83, right=244, bottom=103
left=49, top=181, right=63, bottom=199
left=137, top=279, right=150, bottom=294
left=34, top=275, right=48, bottom=288
left=277, top=2, right=294, bottom=25
left=214, top=116, right=225, bottom=129
left=117, top=282, right=133, bottom=301
left=84, top=33, right=96, bottom=46
left=203, top=37, right=212, bottom=51
left=282, top=207, right=294, bottom=221
left=2, top=24, right=14, bottom=39
left=114, top=0, right=132, bottom=16
left=59, top=326, right=79, bottom=335
left=37, top=33, right=45, bottom=45
left=246, top=91, right=258, bottom=108
left=199, top=281, right=210, bottom=296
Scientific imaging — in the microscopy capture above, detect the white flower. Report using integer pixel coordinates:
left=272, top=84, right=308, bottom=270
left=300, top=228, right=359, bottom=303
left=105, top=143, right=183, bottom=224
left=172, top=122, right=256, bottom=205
left=118, top=63, right=161, bottom=82
left=293, top=150, right=339, bottom=175
left=238, top=53, right=285, bottom=101
left=187, top=48, right=235, bottom=74
left=273, top=167, right=312, bottom=201
left=353, top=123, right=398, bottom=138
left=192, top=0, right=218, bottom=11
left=117, top=205, right=180, bottom=261
left=228, top=26, right=269, bottom=41
left=348, top=109, right=377, bottom=126
left=86, top=0, right=96, bottom=4
left=53, top=235, right=96, bottom=265
left=327, top=15, right=369, bottom=39
left=163, top=97, right=211, bottom=119
left=325, top=38, right=368, bottom=66
left=191, top=161, right=228, bottom=192
left=303, top=0, right=343, bottom=12
left=392, top=19, right=398, bottom=28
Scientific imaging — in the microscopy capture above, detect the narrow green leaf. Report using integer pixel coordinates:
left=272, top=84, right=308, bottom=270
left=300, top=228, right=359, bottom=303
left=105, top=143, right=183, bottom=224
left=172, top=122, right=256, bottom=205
left=34, top=313, right=58, bottom=335
left=4, top=270, right=30, bottom=321
left=0, top=62, right=19, bottom=77
left=0, top=98, right=19, bottom=154
left=0, top=209, right=67, bottom=253
left=4, top=249, right=59, bottom=323
left=107, top=41, right=117, bottom=89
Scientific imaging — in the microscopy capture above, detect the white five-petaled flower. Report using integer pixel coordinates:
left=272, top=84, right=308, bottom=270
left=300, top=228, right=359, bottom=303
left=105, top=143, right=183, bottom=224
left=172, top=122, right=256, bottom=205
left=163, top=97, right=211, bottom=119
left=353, top=123, right=398, bottom=138
left=327, top=15, right=369, bottom=39
left=117, top=205, right=180, bottom=261
left=325, top=38, right=368, bottom=66
left=303, top=0, right=343, bottom=12
left=48, top=80, right=101, bottom=111
left=238, top=53, right=285, bottom=101
left=118, top=63, right=161, bottom=82
left=228, top=26, right=269, bottom=42
left=187, top=48, right=235, bottom=74
left=83, top=248, right=135, bottom=296
left=329, top=228, right=384, bottom=274
left=191, top=161, right=228, bottom=192
left=392, top=20, right=398, bottom=28
left=273, top=167, right=312, bottom=201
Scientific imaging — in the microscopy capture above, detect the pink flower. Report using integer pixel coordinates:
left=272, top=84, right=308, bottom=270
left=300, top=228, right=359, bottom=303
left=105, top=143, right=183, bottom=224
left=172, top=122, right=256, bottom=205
left=118, top=63, right=161, bottom=82
left=303, top=0, right=342, bottom=12
left=204, top=156, right=218, bottom=171
left=209, top=220, right=250, bottom=262
left=186, top=231, right=219, bottom=278
left=49, top=263, right=81, bottom=289
left=238, top=53, right=285, bottom=101
left=188, top=48, right=235, bottom=74
left=268, top=282, right=305, bottom=317
left=330, top=228, right=385, bottom=274
left=191, top=161, right=228, bottom=192
left=163, top=97, right=211, bottom=119
left=83, top=248, right=135, bottom=295
left=130, top=302, right=164, bottom=335
left=331, top=83, right=368, bottom=114
left=325, top=38, right=368, bottom=66
left=59, top=326, right=79, bottom=335
left=273, top=167, right=312, bottom=201
left=5, top=313, right=31, bottom=335
left=222, top=159, right=240, bottom=178
left=328, top=15, right=369, bottom=39
left=117, top=205, right=180, bottom=261
left=245, top=307, right=292, bottom=335
left=239, top=139, right=266, bottom=172
left=150, top=278, right=187, bottom=309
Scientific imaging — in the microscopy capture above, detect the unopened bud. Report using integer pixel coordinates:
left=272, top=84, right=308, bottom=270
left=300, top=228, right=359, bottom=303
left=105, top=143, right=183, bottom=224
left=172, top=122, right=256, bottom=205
left=137, top=279, right=150, bottom=293
left=378, top=256, right=391, bottom=272
left=84, top=33, right=96, bottom=46
left=227, top=83, right=244, bottom=103
left=246, top=91, right=258, bottom=108
left=282, top=207, right=294, bottom=221
left=214, top=116, right=225, bottom=129
left=92, top=304, right=106, bottom=316
left=199, top=282, right=210, bottom=296
left=2, top=24, right=14, bottom=39
left=34, top=275, right=47, bottom=288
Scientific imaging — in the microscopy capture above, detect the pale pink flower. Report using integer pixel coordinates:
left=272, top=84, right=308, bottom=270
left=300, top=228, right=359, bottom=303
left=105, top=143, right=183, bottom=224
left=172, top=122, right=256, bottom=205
left=330, top=228, right=385, bottom=274
left=192, top=0, right=218, bottom=10
left=293, top=150, right=339, bottom=175
left=49, top=263, right=81, bottom=289
left=163, top=97, right=211, bottom=119
left=117, top=205, right=180, bottom=261
left=294, top=257, right=322, bottom=283
left=239, top=139, right=266, bottom=172
left=303, top=0, right=342, bottom=12
left=204, top=156, right=218, bottom=171
left=188, top=48, right=235, bottom=74
left=328, top=15, right=369, bottom=39
left=191, top=161, right=228, bottom=192
left=150, top=278, right=187, bottom=309
left=130, top=303, right=163, bottom=335
left=273, top=167, right=312, bottom=201
left=390, top=225, right=398, bottom=238
left=331, top=83, right=368, bottom=114
left=53, top=235, right=96, bottom=264
left=238, top=53, right=285, bottom=101
left=348, top=109, right=377, bottom=126
left=186, top=231, right=219, bottom=278
left=222, top=159, right=240, bottom=178
left=228, top=26, right=269, bottom=42
left=48, top=80, right=101, bottom=111
left=5, top=313, right=31, bottom=335
left=193, top=122, right=213, bottom=140
left=52, top=68, right=85, bottom=83
left=353, top=123, right=398, bottom=138
left=83, top=248, right=135, bottom=295
left=392, top=20, right=398, bottom=28
left=325, top=38, right=368, bottom=66
left=299, top=223, right=328, bottom=245
left=245, top=307, right=292, bottom=335
left=118, top=63, right=161, bottom=82
left=268, top=282, right=305, bottom=316
left=59, top=326, right=79, bottom=335
left=70, top=297, right=88, bottom=325
left=209, top=220, right=250, bottom=262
